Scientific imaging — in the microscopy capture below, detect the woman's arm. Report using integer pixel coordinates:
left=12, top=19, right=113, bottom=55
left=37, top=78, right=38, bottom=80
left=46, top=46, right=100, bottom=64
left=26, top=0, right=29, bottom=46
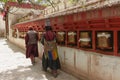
left=25, top=33, right=29, bottom=46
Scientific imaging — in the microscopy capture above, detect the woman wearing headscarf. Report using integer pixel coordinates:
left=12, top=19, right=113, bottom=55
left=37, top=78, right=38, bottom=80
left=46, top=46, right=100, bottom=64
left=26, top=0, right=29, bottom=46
left=41, top=26, right=61, bottom=77
left=25, top=27, right=39, bottom=65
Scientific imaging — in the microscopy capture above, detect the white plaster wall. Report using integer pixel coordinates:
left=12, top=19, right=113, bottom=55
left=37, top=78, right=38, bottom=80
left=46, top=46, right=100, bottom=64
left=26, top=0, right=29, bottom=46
left=57, top=48, right=120, bottom=80
left=57, top=46, right=65, bottom=64
left=8, top=36, right=25, bottom=50
left=8, top=35, right=120, bottom=80
left=89, top=53, right=120, bottom=80
left=8, top=13, right=22, bottom=26
left=0, top=15, right=5, bottom=30
left=76, top=50, right=89, bottom=76
left=64, top=48, right=74, bottom=67
left=38, top=42, right=44, bottom=59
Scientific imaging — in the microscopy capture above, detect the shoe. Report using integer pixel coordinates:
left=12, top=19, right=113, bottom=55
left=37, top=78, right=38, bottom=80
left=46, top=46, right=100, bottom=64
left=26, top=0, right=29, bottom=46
left=53, top=72, right=58, bottom=78
left=31, top=61, right=35, bottom=65
left=52, top=70, right=58, bottom=78
left=42, top=67, right=47, bottom=72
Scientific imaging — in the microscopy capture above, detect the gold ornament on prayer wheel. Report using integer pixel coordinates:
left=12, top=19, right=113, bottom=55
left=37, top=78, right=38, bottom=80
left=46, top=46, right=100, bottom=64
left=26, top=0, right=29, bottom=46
left=79, top=32, right=91, bottom=47
left=97, top=32, right=111, bottom=49
left=57, top=32, right=65, bottom=42
left=68, top=32, right=76, bottom=44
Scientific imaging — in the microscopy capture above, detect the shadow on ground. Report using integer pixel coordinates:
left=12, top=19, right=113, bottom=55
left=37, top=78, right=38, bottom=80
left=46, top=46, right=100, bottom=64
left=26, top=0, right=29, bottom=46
left=5, top=39, right=25, bottom=54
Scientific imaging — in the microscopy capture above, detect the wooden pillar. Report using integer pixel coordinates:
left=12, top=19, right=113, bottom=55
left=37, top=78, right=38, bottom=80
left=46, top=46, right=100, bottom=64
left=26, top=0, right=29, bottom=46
left=4, top=7, right=9, bottom=38
left=92, top=30, right=96, bottom=50
left=5, top=13, right=9, bottom=37
left=114, top=30, right=118, bottom=56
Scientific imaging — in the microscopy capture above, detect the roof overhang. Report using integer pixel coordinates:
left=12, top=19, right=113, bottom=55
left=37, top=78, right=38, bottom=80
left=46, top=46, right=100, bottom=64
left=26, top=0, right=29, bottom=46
left=4, top=1, right=46, bottom=15
left=9, top=6, right=42, bottom=16
left=5, top=1, right=46, bottom=10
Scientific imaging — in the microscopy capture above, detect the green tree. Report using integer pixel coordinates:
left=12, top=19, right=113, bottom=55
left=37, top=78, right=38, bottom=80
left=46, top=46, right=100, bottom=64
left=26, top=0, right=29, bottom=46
left=0, top=0, right=79, bottom=10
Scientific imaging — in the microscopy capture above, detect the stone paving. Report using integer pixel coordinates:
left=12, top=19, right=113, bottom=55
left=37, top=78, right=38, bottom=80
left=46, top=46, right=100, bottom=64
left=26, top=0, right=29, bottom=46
left=0, top=39, right=79, bottom=80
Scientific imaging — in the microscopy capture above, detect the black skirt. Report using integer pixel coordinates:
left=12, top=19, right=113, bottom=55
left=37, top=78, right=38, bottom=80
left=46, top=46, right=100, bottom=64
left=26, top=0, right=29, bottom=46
left=42, top=53, right=61, bottom=71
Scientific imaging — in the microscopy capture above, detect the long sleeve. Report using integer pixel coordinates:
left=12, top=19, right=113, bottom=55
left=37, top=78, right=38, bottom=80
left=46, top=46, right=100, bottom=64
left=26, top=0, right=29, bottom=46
left=25, top=33, right=29, bottom=45
left=40, top=34, right=44, bottom=45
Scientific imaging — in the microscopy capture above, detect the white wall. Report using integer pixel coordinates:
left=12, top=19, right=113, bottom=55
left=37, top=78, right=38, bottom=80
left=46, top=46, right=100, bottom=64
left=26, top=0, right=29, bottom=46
left=57, top=46, right=120, bottom=80
left=8, top=33, right=120, bottom=80
left=0, top=15, right=5, bottom=30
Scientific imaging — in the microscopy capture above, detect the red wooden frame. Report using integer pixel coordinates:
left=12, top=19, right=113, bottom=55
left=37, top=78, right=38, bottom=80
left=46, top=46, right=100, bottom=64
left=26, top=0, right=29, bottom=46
left=12, top=5, right=120, bottom=56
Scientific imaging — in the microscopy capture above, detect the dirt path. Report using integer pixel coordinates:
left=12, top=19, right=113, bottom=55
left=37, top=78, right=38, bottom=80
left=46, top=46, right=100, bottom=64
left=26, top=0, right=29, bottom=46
left=0, top=39, right=79, bottom=80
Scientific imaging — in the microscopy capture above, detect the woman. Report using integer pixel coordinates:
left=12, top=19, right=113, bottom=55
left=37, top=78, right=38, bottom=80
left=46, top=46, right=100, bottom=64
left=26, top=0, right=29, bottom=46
left=25, top=27, right=39, bottom=65
left=41, top=26, right=61, bottom=77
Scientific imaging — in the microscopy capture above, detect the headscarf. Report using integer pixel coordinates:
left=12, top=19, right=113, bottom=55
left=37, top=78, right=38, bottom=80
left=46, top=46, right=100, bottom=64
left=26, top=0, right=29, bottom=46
left=29, top=27, right=33, bottom=30
left=44, top=26, right=55, bottom=41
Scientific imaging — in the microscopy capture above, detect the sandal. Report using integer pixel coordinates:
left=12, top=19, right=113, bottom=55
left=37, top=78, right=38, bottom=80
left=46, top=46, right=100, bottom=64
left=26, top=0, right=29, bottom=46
left=31, top=60, right=35, bottom=65
left=53, top=72, right=58, bottom=78
left=52, top=70, right=58, bottom=78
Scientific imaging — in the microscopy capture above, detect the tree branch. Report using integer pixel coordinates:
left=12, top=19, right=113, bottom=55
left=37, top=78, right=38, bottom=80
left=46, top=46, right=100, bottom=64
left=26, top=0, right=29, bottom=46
left=46, top=0, right=56, bottom=11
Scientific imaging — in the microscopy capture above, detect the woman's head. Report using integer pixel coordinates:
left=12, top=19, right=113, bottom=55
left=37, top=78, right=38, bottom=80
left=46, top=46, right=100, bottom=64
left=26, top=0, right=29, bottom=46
left=29, top=27, right=33, bottom=30
left=44, top=26, right=52, bottom=31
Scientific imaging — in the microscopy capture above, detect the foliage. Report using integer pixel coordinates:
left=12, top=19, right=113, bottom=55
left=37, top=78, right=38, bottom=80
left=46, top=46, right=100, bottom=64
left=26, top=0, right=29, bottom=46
left=0, top=0, right=49, bottom=8
left=0, top=0, right=16, bottom=3
left=0, top=0, right=79, bottom=10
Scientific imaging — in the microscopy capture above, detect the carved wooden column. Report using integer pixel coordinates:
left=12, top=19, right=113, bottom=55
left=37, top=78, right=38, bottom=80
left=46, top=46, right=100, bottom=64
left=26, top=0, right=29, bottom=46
left=4, top=7, right=9, bottom=38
